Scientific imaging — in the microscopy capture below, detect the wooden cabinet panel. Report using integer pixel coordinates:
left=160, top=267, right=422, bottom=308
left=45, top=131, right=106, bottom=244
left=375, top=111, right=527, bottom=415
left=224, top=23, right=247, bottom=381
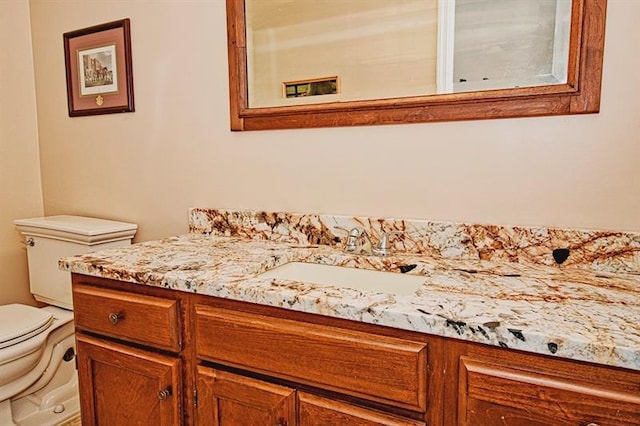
left=194, top=304, right=428, bottom=412
left=73, top=282, right=180, bottom=352
left=197, top=366, right=295, bottom=426
left=458, top=356, right=640, bottom=426
left=76, top=334, right=182, bottom=426
left=298, top=392, right=425, bottom=426
left=71, top=274, right=640, bottom=426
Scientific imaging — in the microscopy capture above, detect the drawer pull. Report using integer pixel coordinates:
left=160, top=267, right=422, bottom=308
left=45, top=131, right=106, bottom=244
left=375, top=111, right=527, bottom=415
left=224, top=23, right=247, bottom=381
left=108, top=312, right=124, bottom=325
left=157, top=387, right=172, bottom=401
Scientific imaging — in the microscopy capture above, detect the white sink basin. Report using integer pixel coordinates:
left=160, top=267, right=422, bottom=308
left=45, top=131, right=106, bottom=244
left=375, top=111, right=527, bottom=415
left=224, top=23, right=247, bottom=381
left=257, top=262, right=424, bottom=296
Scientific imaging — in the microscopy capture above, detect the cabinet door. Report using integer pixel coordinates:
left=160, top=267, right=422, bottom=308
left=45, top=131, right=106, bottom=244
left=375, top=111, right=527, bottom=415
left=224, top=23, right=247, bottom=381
left=76, top=334, right=182, bottom=426
left=458, top=357, right=640, bottom=426
left=298, top=392, right=425, bottom=426
left=197, top=366, right=296, bottom=426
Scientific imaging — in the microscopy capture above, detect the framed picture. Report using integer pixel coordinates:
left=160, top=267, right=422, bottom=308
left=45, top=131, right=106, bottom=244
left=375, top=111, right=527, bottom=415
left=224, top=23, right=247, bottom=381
left=63, top=19, right=134, bottom=117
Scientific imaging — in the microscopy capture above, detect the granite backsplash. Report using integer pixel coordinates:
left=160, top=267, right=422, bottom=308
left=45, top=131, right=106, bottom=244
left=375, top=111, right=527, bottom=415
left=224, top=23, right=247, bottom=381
left=189, top=208, right=640, bottom=275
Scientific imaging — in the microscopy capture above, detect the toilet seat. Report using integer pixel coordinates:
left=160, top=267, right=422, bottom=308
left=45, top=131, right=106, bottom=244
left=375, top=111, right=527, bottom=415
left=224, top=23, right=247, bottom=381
left=0, top=304, right=53, bottom=350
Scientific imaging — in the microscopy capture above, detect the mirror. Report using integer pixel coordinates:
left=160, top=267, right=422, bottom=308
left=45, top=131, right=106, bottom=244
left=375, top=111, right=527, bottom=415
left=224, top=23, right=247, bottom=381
left=245, top=0, right=571, bottom=107
left=226, top=0, right=606, bottom=131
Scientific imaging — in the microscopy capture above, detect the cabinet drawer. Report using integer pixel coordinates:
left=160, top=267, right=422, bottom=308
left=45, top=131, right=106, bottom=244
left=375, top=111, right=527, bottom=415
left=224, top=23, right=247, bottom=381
left=459, top=357, right=640, bottom=426
left=73, top=283, right=180, bottom=352
left=195, top=305, right=427, bottom=412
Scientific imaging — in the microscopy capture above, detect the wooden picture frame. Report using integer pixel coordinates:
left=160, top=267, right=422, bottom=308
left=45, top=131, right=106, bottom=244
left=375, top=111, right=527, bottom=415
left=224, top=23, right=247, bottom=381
left=63, top=19, right=134, bottom=117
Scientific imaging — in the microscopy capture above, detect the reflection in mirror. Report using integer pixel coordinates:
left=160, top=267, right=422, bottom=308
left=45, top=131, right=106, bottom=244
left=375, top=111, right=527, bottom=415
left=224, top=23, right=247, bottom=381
left=245, top=0, right=571, bottom=108
left=452, top=0, right=571, bottom=92
left=226, top=0, right=607, bottom=131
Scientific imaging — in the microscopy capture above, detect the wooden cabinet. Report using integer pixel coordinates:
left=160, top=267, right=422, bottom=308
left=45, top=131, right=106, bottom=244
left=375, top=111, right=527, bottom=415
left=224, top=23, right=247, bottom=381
left=297, top=392, right=425, bottom=426
left=72, top=276, right=188, bottom=426
left=196, top=367, right=424, bottom=426
left=194, top=304, right=428, bottom=413
left=73, top=282, right=181, bottom=352
left=76, top=334, right=182, bottom=425
left=193, top=304, right=429, bottom=425
left=196, top=367, right=295, bottom=425
left=455, top=347, right=640, bottom=426
left=71, top=274, right=640, bottom=426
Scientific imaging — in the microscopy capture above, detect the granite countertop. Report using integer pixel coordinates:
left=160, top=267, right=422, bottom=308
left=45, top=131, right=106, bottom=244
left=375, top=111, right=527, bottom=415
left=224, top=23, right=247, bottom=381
left=60, top=232, right=640, bottom=371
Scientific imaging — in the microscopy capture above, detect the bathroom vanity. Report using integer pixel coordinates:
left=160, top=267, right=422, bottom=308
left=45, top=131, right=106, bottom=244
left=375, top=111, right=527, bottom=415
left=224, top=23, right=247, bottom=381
left=62, top=209, right=640, bottom=425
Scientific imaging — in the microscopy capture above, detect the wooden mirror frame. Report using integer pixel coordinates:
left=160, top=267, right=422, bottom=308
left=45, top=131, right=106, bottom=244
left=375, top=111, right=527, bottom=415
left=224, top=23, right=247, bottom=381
left=226, top=0, right=606, bottom=131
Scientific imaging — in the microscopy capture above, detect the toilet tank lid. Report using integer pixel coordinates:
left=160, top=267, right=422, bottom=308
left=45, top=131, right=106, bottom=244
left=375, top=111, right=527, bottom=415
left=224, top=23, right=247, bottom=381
left=14, top=215, right=137, bottom=244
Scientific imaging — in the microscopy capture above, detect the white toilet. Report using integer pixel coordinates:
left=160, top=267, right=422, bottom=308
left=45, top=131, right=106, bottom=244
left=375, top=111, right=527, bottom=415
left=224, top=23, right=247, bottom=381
left=1, top=216, right=137, bottom=426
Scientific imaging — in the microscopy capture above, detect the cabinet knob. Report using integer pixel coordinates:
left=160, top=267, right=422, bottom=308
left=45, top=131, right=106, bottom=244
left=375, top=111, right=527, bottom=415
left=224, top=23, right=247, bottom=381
left=108, top=312, right=124, bottom=325
left=586, top=423, right=600, bottom=426
left=273, top=421, right=287, bottom=426
left=157, top=387, right=172, bottom=401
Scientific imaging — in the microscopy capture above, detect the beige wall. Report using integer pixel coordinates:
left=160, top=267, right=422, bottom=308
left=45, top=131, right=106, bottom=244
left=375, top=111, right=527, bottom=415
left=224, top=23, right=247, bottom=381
left=248, top=0, right=438, bottom=106
left=27, top=0, right=639, bottom=246
left=1, top=0, right=43, bottom=305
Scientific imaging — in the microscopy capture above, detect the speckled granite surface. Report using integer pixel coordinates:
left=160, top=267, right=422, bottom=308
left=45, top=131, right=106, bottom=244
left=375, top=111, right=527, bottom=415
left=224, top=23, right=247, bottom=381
left=60, top=209, right=640, bottom=371
left=190, top=208, right=640, bottom=274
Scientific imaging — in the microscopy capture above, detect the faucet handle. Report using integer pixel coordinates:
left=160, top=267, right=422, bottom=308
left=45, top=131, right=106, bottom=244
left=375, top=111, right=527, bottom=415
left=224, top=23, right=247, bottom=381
left=373, top=231, right=403, bottom=257
left=334, top=226, right=371, bottom=254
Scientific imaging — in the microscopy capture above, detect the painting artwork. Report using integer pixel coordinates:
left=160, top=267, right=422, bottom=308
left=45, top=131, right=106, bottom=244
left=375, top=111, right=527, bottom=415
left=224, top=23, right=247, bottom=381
left=284, top=77, right=338, bottom=98
left=79, top=45, right=118, bottom=97
left=64, top=19, right=134, bottom=116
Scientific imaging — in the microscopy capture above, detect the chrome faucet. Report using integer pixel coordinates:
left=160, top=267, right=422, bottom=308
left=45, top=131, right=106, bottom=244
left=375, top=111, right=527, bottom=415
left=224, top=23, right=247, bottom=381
left=336, top=227, right=373, bottom=255
left=336, top=227, right=403, bottom=256
left=372, top=231, right=403, bottom=257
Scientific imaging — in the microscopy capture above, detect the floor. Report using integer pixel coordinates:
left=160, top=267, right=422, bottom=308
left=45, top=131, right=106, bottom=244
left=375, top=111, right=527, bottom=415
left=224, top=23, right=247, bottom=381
left=57, top=414, right=81, bottom=426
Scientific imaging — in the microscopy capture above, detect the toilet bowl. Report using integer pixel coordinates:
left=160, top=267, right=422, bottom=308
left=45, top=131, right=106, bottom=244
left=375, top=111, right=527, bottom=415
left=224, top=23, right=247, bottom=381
left=1, top=216, right=137, bottom=426
left=0, top=305, right=74, bottom=394
left=0, top=306, right=76, bottom=426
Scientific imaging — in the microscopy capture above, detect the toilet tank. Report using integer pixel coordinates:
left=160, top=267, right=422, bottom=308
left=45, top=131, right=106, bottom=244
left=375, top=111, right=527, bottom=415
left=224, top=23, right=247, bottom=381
left=14, top=216, right=137, bottom=310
